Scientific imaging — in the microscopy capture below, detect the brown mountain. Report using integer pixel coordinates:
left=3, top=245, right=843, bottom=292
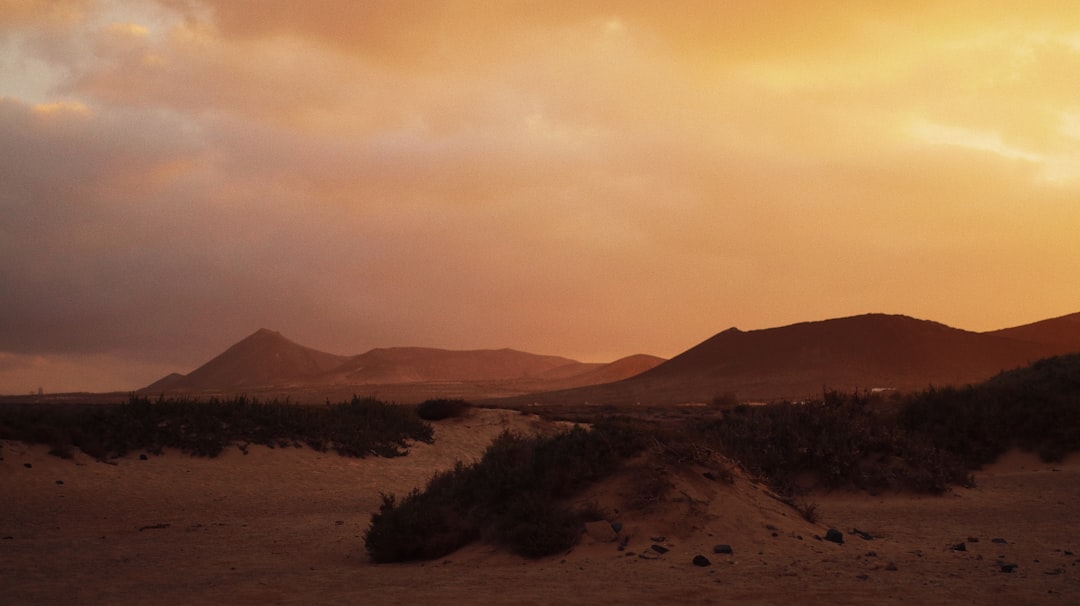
left=324, top=347, right=590, bottom=384
left=538, top=354, right=666, bottom=391
left=140, top=330, right=661, bottom=398
left=144, top=329, right=349, bottom=392
left=984, top=312, right=1080, bottom=350
left=497, top=313, right=1071, bottom=406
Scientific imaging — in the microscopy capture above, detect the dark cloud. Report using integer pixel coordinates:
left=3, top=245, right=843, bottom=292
left=2, top=1, right=1080, bottom=393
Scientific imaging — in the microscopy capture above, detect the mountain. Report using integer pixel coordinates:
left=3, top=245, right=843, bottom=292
left=323, top=347, right=591, bottom=384
left=539, top=354, right=666, bottom=390
left=497, top=314, right=1070, bottom=406
left=984, top=312, right=1080, bottom=351
left=148, top=329, right=349, bottom=392
left=140, top=330, right=661, bottom=399
left=144, top=312, right=1080, bottom=404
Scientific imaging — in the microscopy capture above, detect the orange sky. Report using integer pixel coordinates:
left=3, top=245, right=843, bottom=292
left=2, top=1, right=1079, bottom=393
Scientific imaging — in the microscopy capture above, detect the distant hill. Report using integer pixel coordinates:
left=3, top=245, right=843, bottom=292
left=142, top=312, right=1080, bottom=404
left=140, top=330, right=661, bottom=400
left=539, top=354, right=666, bottom=390
left=495, top=314, right=1074, bottom=406
left=984, top=312, right=1080, bottom=351
left=145, top=329, right=348, bottom=392
left=325, top=347, right=589, bottom=384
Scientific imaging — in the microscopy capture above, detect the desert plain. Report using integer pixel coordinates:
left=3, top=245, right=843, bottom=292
left=2, top=406, right=1078, bottom=605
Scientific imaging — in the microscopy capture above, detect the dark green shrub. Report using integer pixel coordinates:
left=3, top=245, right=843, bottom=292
left=899, top=354, right=1080, bottom=466
left=364, top=419, right=649, bottom=562
left=415, top=399, right=470, bottom=421
left=0, top=395, right=433, bottom=460
left=694, top=392, right=970, bottom=494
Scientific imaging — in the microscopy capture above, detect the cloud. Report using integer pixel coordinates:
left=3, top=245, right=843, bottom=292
left=2, top=1, right=1080, bottom=392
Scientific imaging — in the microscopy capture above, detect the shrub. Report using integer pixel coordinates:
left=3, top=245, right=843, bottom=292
left=415, top=398, right=470, bottom=421
left=364, top=419, right=649, bottom=562
left=0, top=395, right=433, bottom=460
left=898, top=353, right=1080, bottom=466
left=694, top=392, right=971, bottom=495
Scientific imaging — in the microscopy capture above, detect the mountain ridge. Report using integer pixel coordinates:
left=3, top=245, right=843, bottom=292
left=141, top=311, right=1080, bottom=404
left=492, top=312, right=1080, bottom=406
left=139, top=329, right=662, bottom=399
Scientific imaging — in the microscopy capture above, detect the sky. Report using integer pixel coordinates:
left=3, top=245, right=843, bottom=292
left=2, top=1, right=1080, bottom=394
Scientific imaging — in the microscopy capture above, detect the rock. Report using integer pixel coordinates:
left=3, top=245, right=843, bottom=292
left=650, top=536, right=667, bottom=542
left=952, top=543, right=967, bottom=552
left=992, top=538, right=1008, bottom=544
left=885, top=562, right=898, bottom=571
left=851, top=528, right=875, bottom=540
left=639, top=550, right=661, bottom=560
left=650, top=544, right=669, bottom=554
left=713, top=544, right=734, bottom=555
left=693, top=555, right=711, bottom=567
left=584, top=521, right=617, bottom=542
left=55, top=480, right=64, bottom=485
left=825, top=528, right=844, bottom=544
left=23, top=463, right=32, bottom=469
left=611, top=521, right=623, bottom=534
left=967, top=537, right=980, bottom=543
left=703, top=472, right=717, bottom=481
left=1000, top=563, right=1018, bottom=573
left=139, top=454, right=148, bottom=461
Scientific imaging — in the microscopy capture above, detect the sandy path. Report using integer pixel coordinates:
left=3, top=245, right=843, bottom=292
left=2, top=409, right=1078, bottom=605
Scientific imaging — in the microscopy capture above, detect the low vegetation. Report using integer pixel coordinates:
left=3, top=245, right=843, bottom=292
left=0, top=395, right=433, bottom=459
left=414, top=398, right=470, bottom=421
left=366, top=354, right=1080, bottom=561
left=4, top=355, right=1078, bottom=564
left=364, top=419, right=649, bottom=561
left=695, top=392, right=974, bottom=495
left=899, top=353, right=1080, bottom=466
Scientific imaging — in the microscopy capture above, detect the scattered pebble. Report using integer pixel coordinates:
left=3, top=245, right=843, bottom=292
left=693, top=555, right=711, bottom=567
left=851, top=528, right=875, bottom=540
left=825, top=529, right=844, bottom=544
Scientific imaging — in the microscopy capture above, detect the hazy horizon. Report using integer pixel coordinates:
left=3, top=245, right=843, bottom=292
left=3, top=2, right=1079, bottom=393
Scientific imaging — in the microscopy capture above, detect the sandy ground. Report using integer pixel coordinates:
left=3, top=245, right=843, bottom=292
left=2, top=408, right=1078, bottom=605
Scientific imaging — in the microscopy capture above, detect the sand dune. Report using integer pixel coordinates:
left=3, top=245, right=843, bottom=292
left=2, top=407, right=1077, bottom=605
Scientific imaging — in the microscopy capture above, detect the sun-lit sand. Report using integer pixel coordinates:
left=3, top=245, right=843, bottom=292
left=2, top=408, right=1078, bottom=605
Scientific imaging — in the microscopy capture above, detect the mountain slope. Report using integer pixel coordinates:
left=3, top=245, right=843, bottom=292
left=324, top=347, right=590, bottom=384
left=147, top=329, right=348, bottom=391
left=140, top=331, right=660, bottom=398
left=984, top=312, right=1080, bottom=351
left=498, top=314, right=1065, bottom=405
